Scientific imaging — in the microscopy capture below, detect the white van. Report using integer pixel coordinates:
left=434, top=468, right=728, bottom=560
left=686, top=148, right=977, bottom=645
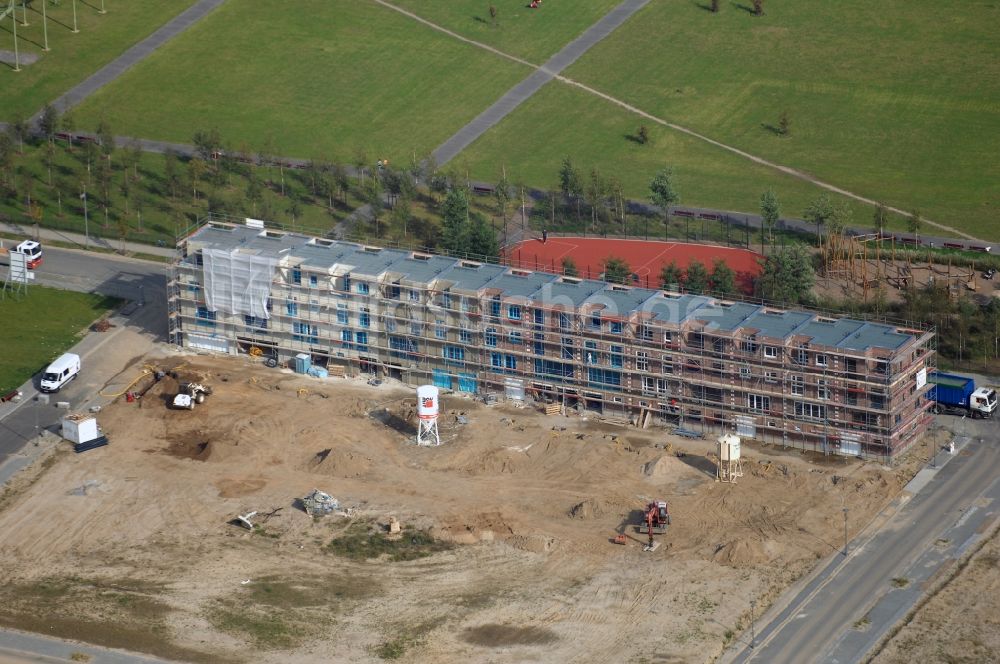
left=40, top=353, right=81, bottom=393
left=15, top=240, right=43, bottom=269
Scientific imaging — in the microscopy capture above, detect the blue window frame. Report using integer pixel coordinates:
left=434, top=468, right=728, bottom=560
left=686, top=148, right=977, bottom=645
left=309, top=274, right=318, bottom=287
left=186, top=283, right=200, bottom=293
left=443, top=346, right=465, bottom=361
left=561, top=337, right=574, bottom=360
left=291, top=267, right=302, bottom=285
left=341, top=329, right=353, bottom=349
left=489, top=353, right=517, bottom=373
left=356, top=282, right=369, bottom=295
left=389, top=336, right=418, bottom=359
left=385, top=319, right=396, bottom=332
left=409, top=289, right=420, bottom=302
left=410, top=322, right=422, bottom=336
left=590, top=314, right=601, bottom=329
left=485, top=327, right=497, bottom=347
left=310, top=299, right=320, bottom=314
left=533, top=308, right=544, bottom=325
left=343, top=275, right=352, bottom=292
left=244, top=315, right=267, bottom=331
left=293, top=322, right=318, bottom=344
left=459, top=328, right=472, bottom=344
left=588, top=368, right=621, bottom=388
left=508, top=305, right=522, bottom=320
left=490, top=352, right=503, bottom=369
left=534, top=338, right=545, bottom=356
left=336, top=305, right=349, bottom=325
left=359, top=312, right=371, bottom=328
left=559, top=313, right=571, bottom=330
left=610, top=321, right=623, bottom=335
left=442, top=293, right=452, bottom=308
left=196, top=306, right=216, bottom=327
left=355, top=331, right=368, bottom=349
left=286, top=301, right=298, bottom=317
left=505, top=354, right=517, bottom=370
left=610, top=345, right=624, bottom=368
left=535, top=359, right=574, bottom=380
left=509, top=330, right=522, bottom=345
left=490, top=297, right=501, bottom=318
left=389, top=285, right=401, bottom=299
left=435, top=320, right=446, bottom=339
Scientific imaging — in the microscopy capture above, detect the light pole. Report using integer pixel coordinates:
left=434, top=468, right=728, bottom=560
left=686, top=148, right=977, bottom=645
left=749, top=599, right=757, bottom=649
left=842, top=507, right=849, bottom=556
left=99, top=0, right=106, bottom=14
left=81, top=188, right=89, bottom=248
left=39, top=0, right=50, bottom=51
left=11, top=6, right=20, bottom=72
left=72, top=0, right=78, bottom=33
left=19, top=0, right=27, bottom=26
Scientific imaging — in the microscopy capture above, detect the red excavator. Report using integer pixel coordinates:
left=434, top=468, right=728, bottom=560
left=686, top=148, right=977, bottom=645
left=637, top=500, right=670, bottom=551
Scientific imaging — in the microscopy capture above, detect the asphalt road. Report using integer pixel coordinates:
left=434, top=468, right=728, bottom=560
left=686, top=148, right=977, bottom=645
left=0, top=247, right=166, bottom=465
left=727, top=418, right=1000, bottom=664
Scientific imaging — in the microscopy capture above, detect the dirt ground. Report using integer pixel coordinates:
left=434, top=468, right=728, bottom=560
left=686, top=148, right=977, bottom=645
left=871, top=524, right=1000, bottom=664
left=0, top=354, right=933, bottom=663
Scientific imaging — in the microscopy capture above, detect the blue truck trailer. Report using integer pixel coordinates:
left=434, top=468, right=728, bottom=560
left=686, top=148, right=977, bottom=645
left=926, top=373, right=997, bottom=418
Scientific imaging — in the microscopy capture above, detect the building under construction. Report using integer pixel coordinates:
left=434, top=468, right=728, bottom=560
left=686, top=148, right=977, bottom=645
left=168, top=220, right=936, bottom=462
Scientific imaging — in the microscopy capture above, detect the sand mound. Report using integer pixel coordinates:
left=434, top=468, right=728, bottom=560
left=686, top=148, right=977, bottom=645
left=643, top=454, right=685, bottom=479
left=711, top=538, right=770, bottom=567
left=302, top=446, right=374, bottom=479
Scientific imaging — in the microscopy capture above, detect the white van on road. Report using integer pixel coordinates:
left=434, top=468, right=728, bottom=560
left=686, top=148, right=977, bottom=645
left=40, top=353, right=81, bottom=393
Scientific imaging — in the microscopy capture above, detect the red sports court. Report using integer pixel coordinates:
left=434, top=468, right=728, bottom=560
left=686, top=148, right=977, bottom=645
left=504, top=237, right=763, bottom=294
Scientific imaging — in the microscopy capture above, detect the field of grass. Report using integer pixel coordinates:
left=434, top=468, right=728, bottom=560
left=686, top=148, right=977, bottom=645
left=72, top=0, right=529, bottom=165
left=0, top=0, right=198, bottom=120
left=457, top=82, right=893, bottom=229
left=0, top=286, right=119, bottom=393
left=563, top=0, right=1000, bottom=238
left=388, top=0, right=621, bottom=63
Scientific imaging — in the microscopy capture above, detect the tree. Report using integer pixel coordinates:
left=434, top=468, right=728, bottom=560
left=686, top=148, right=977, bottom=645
left=760, top=189, right=781, bottom=244
left=756, top=244, right=815, bottom=305
left=868, top=201, right=888, bottom=236
left=441, top=187, right=470, bottom=255
left=246, top=173, right=263, bottom=215
left=288, top=198, right=302, bottom=229
left=39, top=104, right=60, bottom=144
left=685, top=260, right=709, bottom=294
left=710, top=259, right=737, bottom=296
left=127, top=140, right=143, bottom=181
left=96, top=118, right=115, bottom=162
left=468, top=214, right=499, bottom=261
left=43, top=140, right=56, bottom=185
left=803, top=194, right=834, bottom=245
left=711, top=0, right=720, bottom=12
left=637, top=125, right=649, bottom=144
left=494, top=169, right=511, bottom=228
left=489, top=4, right=498, bottom=27
left=0, top=134, right=12, bottom=188
left=392, top=194, right=413, bottom=237
left=649, top=167, right=679, bottom=240
left=558, top=156, right=583, bottom=221
left=603, top=256, right=631, bottom=284
left=585, top=167, right=608, bottom=232
left=193, top=128, right=222, bottom=162
left=365, top=177, right=385, bottom=236
left=562, top=257, right=579, bottom=277
left=778, top=109, right=790, bottom=136
left=333, top=163, right=350, bottom=206
left=660, top=261, right=683, bottom=290
left=9, top=115, right=28, bottom=154
left=429, top=170, right=449, bottom=203
left=907, top=209, right=922, bottom=244
left=353, top=148, right=368, bottom=186
left=61, top=110, right=77, bottom=151
left=164, top=150, right=181, bottom=199
left=830, top=202, right=852, bottom=237
left=188, top=157, right=208, bottom=201
left=752, top=0, right=764, bottom=16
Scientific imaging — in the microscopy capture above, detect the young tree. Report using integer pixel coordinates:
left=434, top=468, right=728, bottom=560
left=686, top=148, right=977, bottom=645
left=803, top=193, right=834, bottom=245
left=756, top=244, right=815, bottom=305
left=602, top=256, right=631, bottom=284
left=392, top=194, right=413, bottom=237
left=561, top=257, right=579, bottom=277
left=710, top=259, right=737, bottom=296
left=711, top=0, right=720, bottom=12
left=164, top=150, right=181, bottom=199
left=558, top=156, right=583, bottom=222
left=830, top=202, right=852, bottom=236
left=489, top=4, right=498, bottom=27
left=660, top=261, right=683, bottom=290
left=760, top=189, right=781, bottom=244
left=429, top=170, right=450, bottom=203
left=39, top=104, right=60, bottom=144
left=288, top=198, right=302, bottom=229
left=649, top=167, right=679, bottom=240
left=333, top=163, right=351, bottom=206
left=685, top=260, right=710, bottom=294
left=193, top=128, right=222, bottom=162
left=9, top=115, right=28, bottom=154
left=127, top=140, right=143, bottom=181
left=752, top=0, right=764, bottom=16
left=365, top=177, right=385, bottom=236
left=61, top=110, right=77, bottom=151
left=907, top=209, right=922, bottom=244
left=777, top=109, right=790, bottom=136
left=96, top=118, right=115, bottom=163
left=0, top=134, right=12, bottom=188
left=585, top=167, right=608, bottom=231
left=494, top=169, right=511, bottom=227
left=637, top=125, right=649, bottom=144
left=44, top=140, right=56, bottom=185
left=873, top=201, right=889, bottom=235
left=188, top=157, right=207, bottom=201
left=441, top=187, right=471, bottom=255
left=246, top=173, right=263, bottom=215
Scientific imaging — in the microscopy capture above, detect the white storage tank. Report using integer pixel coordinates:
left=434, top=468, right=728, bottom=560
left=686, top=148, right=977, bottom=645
left=61, top=413, right=100, bottom=445
left=718, top=433, right=741, bottom=461
left=417, top=385, right=439, bottom=421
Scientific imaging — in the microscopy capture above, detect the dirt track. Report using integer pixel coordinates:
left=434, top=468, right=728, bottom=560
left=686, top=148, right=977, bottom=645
left=0, top=354, right=927, bottom=662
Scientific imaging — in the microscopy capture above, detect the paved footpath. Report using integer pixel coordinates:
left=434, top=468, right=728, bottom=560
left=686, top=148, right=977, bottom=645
left=36, top=0, right=227, bottom=121
left=429, top=0, right=650, bottom=166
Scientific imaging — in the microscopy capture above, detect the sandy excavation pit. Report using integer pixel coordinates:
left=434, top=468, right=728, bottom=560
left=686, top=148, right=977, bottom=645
left=0, top=355, right=931, bottom=663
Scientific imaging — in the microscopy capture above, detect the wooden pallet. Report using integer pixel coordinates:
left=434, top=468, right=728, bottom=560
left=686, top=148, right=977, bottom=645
left=544, top=403, right=562, bottom=416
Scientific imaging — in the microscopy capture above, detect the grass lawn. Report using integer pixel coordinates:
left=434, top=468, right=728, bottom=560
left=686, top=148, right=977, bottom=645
left=0, top=287, right=120, bottom=394
left=387, top=0, right=622, bottom=63
left=457, top=82, right=896, bottom=230
left=72, top=0, right=529, bottom=165
left=563, top=0, right=1000, bottom=238
left=0, top=0, right=198, bottom=121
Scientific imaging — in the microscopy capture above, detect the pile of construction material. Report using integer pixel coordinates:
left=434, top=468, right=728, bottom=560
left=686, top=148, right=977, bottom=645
left=300, top=489, right=339, bottom=516
left=61, top=413, right=108, bottom=453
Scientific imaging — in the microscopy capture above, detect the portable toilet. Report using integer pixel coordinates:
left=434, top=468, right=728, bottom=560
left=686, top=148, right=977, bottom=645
left=294, top=353, right=311, bottom=374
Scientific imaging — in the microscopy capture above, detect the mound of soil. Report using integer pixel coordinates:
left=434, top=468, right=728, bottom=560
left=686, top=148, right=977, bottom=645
left=712, top=538, right=770, bottom=568
left=462, top=624, right=559, bottom=647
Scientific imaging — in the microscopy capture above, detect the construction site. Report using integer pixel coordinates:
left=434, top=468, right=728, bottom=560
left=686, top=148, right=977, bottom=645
left=167, top=221, right=937, bottom=463
left=0, top=353, right=943, bottom=663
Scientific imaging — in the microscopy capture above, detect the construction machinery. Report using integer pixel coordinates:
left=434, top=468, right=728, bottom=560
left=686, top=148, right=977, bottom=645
left=172, top=383, right=212, bottom=410
left=637, top=500, right=670, bottom=551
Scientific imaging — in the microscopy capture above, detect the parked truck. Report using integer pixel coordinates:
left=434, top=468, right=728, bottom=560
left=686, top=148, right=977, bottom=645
left=927, top=373, right=996, bottom=418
